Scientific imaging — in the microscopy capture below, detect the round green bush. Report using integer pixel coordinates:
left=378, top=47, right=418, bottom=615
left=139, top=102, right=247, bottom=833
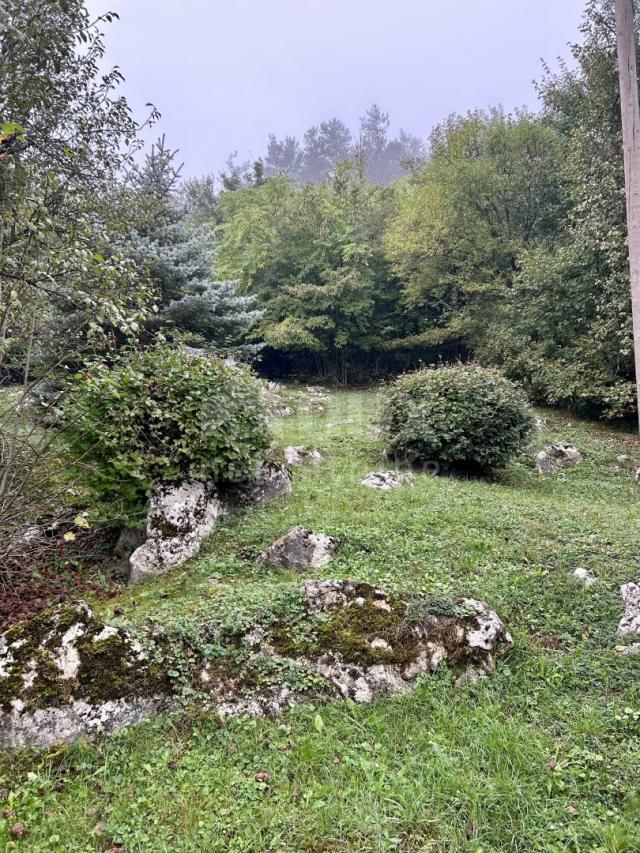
left=61, top=346, right=270, bottom=521
left=380, top=364, right=534, bottom=472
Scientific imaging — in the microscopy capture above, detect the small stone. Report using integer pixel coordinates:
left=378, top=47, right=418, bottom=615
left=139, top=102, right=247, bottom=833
left=617, top=580, right=640, bottom=636
left=10, top=823, right=27, bottom=839
left=617, top=454, right=631, bottom=463
left=359, top=471, right=414, bottom=490
left=283, top=446, right=324, bottom=467
left=254, top=771, right=271, bottom=784
left=573, top=568, right=597, bottom=586
left=261, top=527, right=339, bottom=572
left=536, top=443, right=582, bottom=474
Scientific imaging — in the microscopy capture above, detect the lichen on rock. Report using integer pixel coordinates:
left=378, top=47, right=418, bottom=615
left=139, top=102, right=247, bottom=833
left=536, top=443, right=582, bottom=474
left=360, top=471, right=415, bottom=490
left=129, top=481, right=226, bottom=584
left=283, top=446, right=324, bottom=467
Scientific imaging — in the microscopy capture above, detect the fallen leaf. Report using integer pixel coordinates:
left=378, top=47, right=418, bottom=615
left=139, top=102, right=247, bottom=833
left=254, top=771, right=270, bottom=784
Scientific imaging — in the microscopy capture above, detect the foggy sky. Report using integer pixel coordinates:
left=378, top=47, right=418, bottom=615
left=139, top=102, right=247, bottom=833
left=87, top=0, right=587, bottom=177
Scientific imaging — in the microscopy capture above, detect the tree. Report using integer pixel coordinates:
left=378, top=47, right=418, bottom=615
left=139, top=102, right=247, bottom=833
left=300, top=118, right=353, bottom=182
left=0, top=0, right=155, bottom=558
left=264, top=135, right=302, bottom=179
left=216, top=169, right=407, bottom=379
left=614, top=0, right=640, bottom=426
left=128, top=137, right=262, bottom=355
left=383, top=109, right=568, bottom=358
left=487, top=0, right=640, bottom=418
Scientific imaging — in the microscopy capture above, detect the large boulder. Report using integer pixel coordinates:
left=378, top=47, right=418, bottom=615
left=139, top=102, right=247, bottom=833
left=618, top=579, right=640, bottom=636
left=0, top=603, right=168, bottom=748
left=129, top=482, right=225, bottom=584
left=261, top=581, right=512, bottom=703
left=261, top=527, right=339, bottom=571
left=128, top=463, right=292, bottom=583
left=536, top=443, right=582, bottom=474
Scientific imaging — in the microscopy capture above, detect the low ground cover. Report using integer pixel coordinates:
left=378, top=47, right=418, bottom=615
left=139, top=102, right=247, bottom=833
left=1, top=389, right=640, bottom=851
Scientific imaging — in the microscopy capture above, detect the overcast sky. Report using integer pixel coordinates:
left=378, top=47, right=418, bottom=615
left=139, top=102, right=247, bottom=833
left=88, top=0, right=587, bottom=177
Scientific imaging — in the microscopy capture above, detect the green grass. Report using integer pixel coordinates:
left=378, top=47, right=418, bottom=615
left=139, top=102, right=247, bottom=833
left=2, top=389, right=640, bottom=851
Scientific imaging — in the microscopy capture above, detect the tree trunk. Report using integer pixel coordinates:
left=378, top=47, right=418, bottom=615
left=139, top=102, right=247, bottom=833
left=614, top=0, right=640, bottom=429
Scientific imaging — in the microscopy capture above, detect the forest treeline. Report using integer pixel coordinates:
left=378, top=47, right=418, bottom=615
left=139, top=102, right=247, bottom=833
left=186, top=0, right=634, bottom=419
left=0, top=0, right=635, bottom=420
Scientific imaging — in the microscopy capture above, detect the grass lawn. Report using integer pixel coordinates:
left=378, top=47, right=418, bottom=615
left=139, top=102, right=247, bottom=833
left=2, top=389, right=640, bottom=852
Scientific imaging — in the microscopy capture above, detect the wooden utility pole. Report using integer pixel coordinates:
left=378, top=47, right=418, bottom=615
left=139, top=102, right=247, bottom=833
left=615, top=0, right=640, bottom=428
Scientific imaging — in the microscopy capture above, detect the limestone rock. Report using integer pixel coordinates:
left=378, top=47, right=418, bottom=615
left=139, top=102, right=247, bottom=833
left=294, top=581, right=512, bottom=702
left=0, top=603, right=168, bottom=748
left=360, top=471, right=415, bottom=490
left=617, top=580, right=640, bottom=636
left=261, top=527, right=339, bottom=571
left=129, top=482, right=225, bottom=584
left=573, top=567, right=597, bottom=586
left=534, top=416, right=548, bottom=431
left=536, top=443, right=583, bottom=474
left=1, top=582, right=513, bottom=747
left=617, top=643, right=640, bottom=656
left=283, top=446, right=324, bottom=467
left=229, top=461, right=293, bottom=506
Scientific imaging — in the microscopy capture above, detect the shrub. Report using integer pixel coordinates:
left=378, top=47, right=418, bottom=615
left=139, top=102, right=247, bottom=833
left=380, top=364, right=533, bottom=472
left=61, top=346, right=270, bottom=522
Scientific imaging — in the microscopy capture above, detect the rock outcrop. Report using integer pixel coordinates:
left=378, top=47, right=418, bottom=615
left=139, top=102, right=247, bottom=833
left=0, top=603, right=168, bottom=748
left=360, top=471, right=415, bottom=490
left=1, top=582, right=512, bottom=747
left=261, top=527, right=339, bottom=571
left=536, top=443, right=583, bottom=474
left=618, top=579, right=640, bottom=636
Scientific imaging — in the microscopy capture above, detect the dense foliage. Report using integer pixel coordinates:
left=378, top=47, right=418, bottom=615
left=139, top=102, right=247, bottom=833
left=380, top=365, right=534, bottom=471
left=60, top=347, right=269, bottom=522
left=0, top=0, right=156, bottom=556
left=216, top=167, right=424, bottom=380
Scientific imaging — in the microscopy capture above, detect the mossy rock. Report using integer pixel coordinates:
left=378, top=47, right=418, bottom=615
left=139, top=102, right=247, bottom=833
left=0, top=602, right=171, bottom=748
